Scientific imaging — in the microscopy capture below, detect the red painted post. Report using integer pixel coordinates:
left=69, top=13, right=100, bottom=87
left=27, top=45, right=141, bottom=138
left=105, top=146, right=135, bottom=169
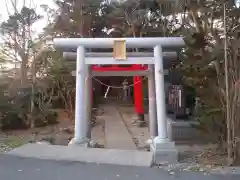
left=133, top=65, right=145, bottom=122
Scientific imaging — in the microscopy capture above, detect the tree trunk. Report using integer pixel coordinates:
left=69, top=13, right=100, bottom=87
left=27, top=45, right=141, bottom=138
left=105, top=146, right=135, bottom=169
left=30, top=58, right=36, bottom=128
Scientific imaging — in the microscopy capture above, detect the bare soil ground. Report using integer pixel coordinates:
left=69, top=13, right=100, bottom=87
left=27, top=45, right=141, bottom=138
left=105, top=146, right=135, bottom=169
left=0, top=109, right=106, bottom=151
left=0, top=110, right=74, bottom=152
left=117, top=104, right=230, bottom=167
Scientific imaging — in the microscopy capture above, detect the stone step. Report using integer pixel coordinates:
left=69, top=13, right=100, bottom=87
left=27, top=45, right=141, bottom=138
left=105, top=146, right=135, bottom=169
left=6, top=144, right=153, bottom=167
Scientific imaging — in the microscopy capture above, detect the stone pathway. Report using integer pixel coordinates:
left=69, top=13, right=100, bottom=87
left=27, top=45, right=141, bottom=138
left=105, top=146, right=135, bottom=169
left=100, top=104, right=136, bottom=150
left=118, top=105, right=150, bottom=151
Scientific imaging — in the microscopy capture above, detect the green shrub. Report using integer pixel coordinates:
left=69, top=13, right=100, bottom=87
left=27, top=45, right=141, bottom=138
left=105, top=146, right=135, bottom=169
left=0, top=83, right=30, bottom=131
left=192, top=104, right=226, bottom=143
left=0, top=81, right=59, bottom=130
left=34, top=112, right=59, bottom=127
left=45, top=112, right=59, bottom=125
left=1, top=112, right=28, bottom=131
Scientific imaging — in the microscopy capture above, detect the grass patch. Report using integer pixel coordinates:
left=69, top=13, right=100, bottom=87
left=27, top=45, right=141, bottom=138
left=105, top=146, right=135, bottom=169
left=1, top=136, right=29, bottom=149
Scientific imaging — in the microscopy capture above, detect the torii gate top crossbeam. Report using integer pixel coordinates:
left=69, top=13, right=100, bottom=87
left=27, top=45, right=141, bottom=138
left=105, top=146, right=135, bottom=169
left=53, top=37, right=184, bottom=49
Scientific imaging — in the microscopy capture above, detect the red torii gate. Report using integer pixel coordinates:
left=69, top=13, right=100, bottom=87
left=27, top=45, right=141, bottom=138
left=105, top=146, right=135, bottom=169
left=92, top=64, right=146, bottom=120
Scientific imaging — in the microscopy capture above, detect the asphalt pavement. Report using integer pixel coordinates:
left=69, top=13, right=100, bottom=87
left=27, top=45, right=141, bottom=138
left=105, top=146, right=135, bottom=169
left=0, top=154, right=239, bottom=180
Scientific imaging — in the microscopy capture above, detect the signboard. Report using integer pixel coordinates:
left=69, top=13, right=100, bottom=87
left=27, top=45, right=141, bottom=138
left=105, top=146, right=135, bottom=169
left=113, top=40, right=126, bottom=60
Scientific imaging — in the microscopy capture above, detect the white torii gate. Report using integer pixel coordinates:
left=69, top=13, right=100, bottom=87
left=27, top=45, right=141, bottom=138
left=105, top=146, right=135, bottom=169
left=54, top=37, right=185, bottom=163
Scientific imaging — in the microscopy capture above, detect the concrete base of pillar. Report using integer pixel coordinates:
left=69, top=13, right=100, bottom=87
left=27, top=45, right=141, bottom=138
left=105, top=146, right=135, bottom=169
left=150, top=137, right=178, bottom=165
left=68, top=138, right=89, bottom=147
left=132, top=114, right=147, bottom=127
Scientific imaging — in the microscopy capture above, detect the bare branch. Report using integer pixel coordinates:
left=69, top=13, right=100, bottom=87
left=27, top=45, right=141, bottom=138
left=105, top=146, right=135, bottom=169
left=4, top=0, right=11, bottom=16
left=9, top=0, right=18, bottom=13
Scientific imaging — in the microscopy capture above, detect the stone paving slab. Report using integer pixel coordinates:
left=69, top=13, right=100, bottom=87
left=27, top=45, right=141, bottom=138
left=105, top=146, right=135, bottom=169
left=6, top=144, right=153, bottom=167
left=101, top=105, right=136, bottom=150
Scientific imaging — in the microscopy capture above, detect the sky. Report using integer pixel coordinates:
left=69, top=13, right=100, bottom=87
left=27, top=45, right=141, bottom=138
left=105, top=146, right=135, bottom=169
left=1, top=0, right=57, bottom=33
